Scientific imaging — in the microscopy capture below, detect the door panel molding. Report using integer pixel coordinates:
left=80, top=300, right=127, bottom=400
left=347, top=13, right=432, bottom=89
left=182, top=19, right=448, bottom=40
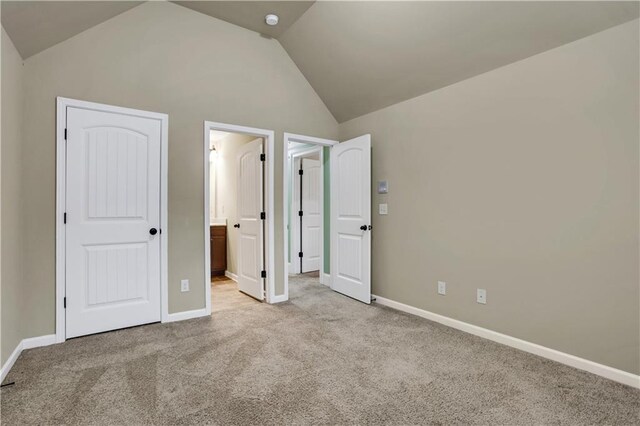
left=56, top=97, right=168, bottom=343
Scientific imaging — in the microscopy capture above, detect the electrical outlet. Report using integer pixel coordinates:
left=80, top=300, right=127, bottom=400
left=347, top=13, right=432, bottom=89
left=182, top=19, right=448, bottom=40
left=477, top=288, right=487, bottom=304
left=438, top=281, right=446, bottom=295
left=181, top=279, right=190, bottom=292
left=379, top=203, right=388, bottom=215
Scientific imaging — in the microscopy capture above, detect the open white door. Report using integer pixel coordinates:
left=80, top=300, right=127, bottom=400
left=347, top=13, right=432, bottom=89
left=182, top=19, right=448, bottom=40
left=330, top=134, right=371, bottom=304
left=65, top=106, right=162, bottom=338
left=301, top=158, right=321, bottom=272
left=236, top=138, right=264, bottom=300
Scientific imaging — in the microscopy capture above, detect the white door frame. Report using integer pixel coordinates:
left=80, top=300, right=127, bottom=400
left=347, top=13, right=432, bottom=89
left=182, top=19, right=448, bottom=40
left=289, top=146, right=322, bottom=275
left=55, top=97, right=169, bottom=343
left=204, top=121, right=276, bottom=310
left=283, top=133, right=338, bottom=302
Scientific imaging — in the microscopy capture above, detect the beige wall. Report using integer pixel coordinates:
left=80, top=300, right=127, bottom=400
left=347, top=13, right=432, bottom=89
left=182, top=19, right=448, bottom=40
left=5, top=1, right=637, bottom=377
left=1, top=27, right=25, bottom=364
left=19, top=1, right=338, bottom=338
left=211, top=132, right=256, bottom=275
left=340, top=20, right=640, bottom=374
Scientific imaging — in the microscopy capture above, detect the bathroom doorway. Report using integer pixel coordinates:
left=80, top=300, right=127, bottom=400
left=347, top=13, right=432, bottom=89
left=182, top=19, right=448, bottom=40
left=204, top=121, right=275, bottom=314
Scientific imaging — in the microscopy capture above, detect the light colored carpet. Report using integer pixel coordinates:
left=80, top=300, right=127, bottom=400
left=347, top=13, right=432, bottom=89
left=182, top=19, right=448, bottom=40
left=1, top=274, right=639, bottom=425
left=211, top=278, right=260, bottom=313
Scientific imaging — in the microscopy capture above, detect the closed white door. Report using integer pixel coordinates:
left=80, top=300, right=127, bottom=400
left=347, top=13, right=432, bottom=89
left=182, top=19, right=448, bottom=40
left=330, top=135, right=371, bottom=304
left=66, top=106, right=162, bottom=338
left=301, top=158, right=321, bottom=272
left=236, top=138, right=264, bottom=300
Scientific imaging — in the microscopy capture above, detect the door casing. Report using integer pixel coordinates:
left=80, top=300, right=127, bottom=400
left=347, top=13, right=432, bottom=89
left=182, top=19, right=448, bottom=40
left=55, top=97, right=169, bottom=343
left=282, top=133, right=338, bottom=302
left=204, top=121, right=276, bottom=308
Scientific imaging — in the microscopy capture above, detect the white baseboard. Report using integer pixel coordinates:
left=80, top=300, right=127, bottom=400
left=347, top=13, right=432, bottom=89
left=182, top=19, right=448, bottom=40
left=22, top=334, right=57, bottom=350
left=1, top=333, right=58, bottom=383
left=373, top=295, right=640, bottom=389
left=165, top=308, right=209, bottom=323
left=0, top=342, right=22, bottom=383
left=224, top=270, right=238, bottom=282
left=270, top=294, right=288, bottom=304
left=323, top=273, right=331, bottom=287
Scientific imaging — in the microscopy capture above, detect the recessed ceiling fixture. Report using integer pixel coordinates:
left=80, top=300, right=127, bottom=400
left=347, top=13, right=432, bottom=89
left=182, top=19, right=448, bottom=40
left=265, top=14, right=279, bottom=26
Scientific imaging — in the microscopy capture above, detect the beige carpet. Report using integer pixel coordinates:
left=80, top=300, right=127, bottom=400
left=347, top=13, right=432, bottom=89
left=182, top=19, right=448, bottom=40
left=1, top=274, right=639, bottom=424
left=211, top=277, right=260, bottom=313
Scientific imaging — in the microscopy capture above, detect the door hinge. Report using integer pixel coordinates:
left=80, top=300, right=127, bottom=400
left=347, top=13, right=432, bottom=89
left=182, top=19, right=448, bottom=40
left=260, top=153, right=266, bottom=162
left=260, top=212, right=266, bottom=220
left=64, top=212, right=67, bottom=224
left=63, top=297, right=66, bottom=309
left=261, top=270, right=267, bottom=278
left=298, top=252, right=303, bottom=258
left=64, top=128, right=67, bottom=140
left=298, top=169, right=303, bottom=175
left=298, top=210, right=303, bottom=217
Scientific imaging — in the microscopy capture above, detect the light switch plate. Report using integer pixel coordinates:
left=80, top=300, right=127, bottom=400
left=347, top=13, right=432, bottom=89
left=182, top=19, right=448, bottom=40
left=379, top=203, right=388, bottom=215
left=378, top=180, right=388, bottom=194
left=181, top=279, right=190, bottom=292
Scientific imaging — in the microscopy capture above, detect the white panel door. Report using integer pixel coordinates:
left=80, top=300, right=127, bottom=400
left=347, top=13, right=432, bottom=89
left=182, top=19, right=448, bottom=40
left=301, top=158, right=321, bottom=272
left=66, top=107, right=162, bottom=338
left=330, top=135, right=371, bottom=304
left=236, top=138, right=264, bottom=300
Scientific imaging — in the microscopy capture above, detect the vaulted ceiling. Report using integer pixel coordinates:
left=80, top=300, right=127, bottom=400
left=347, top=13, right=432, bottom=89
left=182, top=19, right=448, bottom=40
left=2, top=1, right=638, bottom=122
left=172, top=1, right=315, bottom=39
left=280, top=1, right=639, bottom=122
left=0, top=1, right=144, bottom=59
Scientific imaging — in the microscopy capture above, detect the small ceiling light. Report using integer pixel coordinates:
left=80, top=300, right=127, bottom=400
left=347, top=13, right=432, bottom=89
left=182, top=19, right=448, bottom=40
left=265, top=14, right=279, bottom=26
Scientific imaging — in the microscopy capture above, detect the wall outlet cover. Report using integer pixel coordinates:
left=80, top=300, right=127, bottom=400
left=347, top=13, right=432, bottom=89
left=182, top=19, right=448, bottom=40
left=477, top=288, right=487, bottom=304
left=438, top=281, right=446, bottom=295
left=181, top=279, right=190, bottom=292
left=379, top=203, right=388, bottom=215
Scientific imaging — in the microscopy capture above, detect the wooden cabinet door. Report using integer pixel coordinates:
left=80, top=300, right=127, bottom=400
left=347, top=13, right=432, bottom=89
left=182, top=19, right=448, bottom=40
left=210, top=226, right=227, bottom=276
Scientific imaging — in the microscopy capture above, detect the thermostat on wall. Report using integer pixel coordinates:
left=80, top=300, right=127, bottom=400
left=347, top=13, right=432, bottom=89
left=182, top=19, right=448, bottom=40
left=378, top=180, right=388, bottom=194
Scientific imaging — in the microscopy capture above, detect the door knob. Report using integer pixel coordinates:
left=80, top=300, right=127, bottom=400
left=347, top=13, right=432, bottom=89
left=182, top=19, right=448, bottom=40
left=234, top=224, right=240, bottom=228
left=360, top=225, right=368, bottom=231
left=149, top=228, right=158, bottom=235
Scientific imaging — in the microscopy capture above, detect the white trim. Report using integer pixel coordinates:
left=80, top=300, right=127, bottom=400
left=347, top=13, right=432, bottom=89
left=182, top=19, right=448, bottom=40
left=373, top=294, right=640, bottom=389
left=165, top=308, right=209, bottom=323
left=1, top=334, right=58, bottom=383
left=224, top=270, right=238, bottom=282
left=55, top=98, right=66, bottom=343
left=0, top=342, right=22, bottom=383
left=322, top=273, right=331, bottom=287
left=204, top=121, right=276, bottom=306
left=283, top=133, right=338, bottom=302
left=56, top=97, right=169, bottom=343
left=269, top=294, right=289, bottom=304
left=160, top=113, right=169, bottom=324
left=204, top=122, right=211, bottom=314
left=22, top=334, right=57, bottom=350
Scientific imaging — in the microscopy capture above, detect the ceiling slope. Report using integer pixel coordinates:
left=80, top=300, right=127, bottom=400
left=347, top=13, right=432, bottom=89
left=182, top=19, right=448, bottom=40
left=279, top=1, right=639, bottom=122
left=172, top=1, right=314, bottom=38
left=1, top=1, right=144, bottom=59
